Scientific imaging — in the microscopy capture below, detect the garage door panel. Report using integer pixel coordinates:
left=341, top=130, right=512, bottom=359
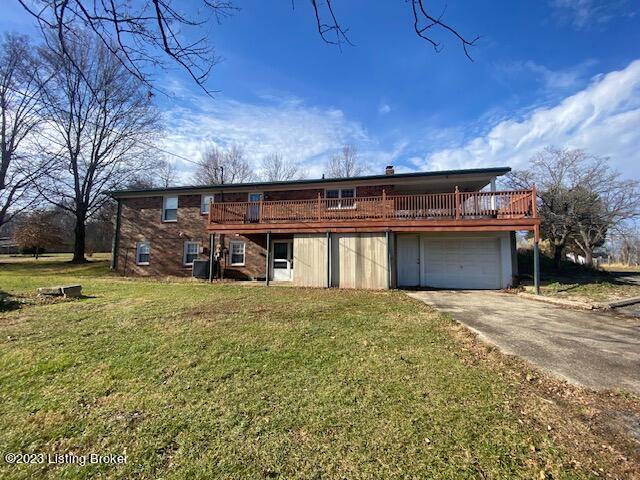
left=421, top=236, right=501, bottom=289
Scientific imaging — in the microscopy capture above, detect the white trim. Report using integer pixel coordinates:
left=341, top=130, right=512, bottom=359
left=183, top=241, right=200, bottom=266
left=162, top=195, right=178, bottom=222
left=270, top=239, right=294, bottom=281
left=136, top=241, right=150, bottom=266
left=200, top=194, right=215, bottom=214
left=230, top=240, right=246, bottom=266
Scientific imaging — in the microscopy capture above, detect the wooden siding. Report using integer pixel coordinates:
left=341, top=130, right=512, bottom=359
left=331, top=233, right=388, bottom=289
left=293, top=234, right=327, bottom=287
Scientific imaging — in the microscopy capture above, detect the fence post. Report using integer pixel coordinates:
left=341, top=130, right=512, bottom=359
left=382, top=189, right=387, bottom=220
left=531, top=184, right=538, bottom=218
left=455, top=186, right=461, bottom=220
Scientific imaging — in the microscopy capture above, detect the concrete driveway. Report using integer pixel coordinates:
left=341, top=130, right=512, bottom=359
left=407, top=290, right=640, bottom=394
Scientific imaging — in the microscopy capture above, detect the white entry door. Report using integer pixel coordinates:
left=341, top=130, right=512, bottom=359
left=272, top=240, right=293, bottom=281
left=397, top=234, right=420, bottom=287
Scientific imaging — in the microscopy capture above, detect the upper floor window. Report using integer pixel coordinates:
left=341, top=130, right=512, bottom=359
left=230, top=241, right=245, bottom=266
left=163, top=196, right=178, bottom=222
left=183, top=241, right=200, bottom=266
left=201, top=194, right=215, bottom=214
left=136, top=242, right=150, bottom=265
left=325, top=187, right=355, bottom=209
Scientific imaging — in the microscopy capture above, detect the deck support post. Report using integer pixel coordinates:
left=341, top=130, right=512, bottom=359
left=326, top=231, right=331, bottom=288
left=208, top=233, right=214, bottom=282
left=385, top=230, right=392, bottom=290
left=533, top=225, right=540, bottom=295
left=265, top=232, right=271, bottom=286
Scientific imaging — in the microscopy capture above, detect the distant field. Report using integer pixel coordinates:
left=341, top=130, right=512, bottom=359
left=0, top=257, right=637, bottom=479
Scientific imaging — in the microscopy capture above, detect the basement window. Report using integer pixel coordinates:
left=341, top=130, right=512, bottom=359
left=230, top=241, right=245, bottom=266
left=183, top=241, right=200, bottom=266
left=163, top=196, right=178, bottom=222
left=136, top=242, right=150, bottom=265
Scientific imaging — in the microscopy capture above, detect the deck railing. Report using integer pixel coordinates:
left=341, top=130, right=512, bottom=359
left=208, top=189, right=536, bottom=226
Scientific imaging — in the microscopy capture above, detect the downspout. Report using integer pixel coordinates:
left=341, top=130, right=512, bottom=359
left=110, top=199, right=122, bottom=271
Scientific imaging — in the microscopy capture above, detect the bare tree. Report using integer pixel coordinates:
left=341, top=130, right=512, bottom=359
left=12, top=209, right=63, bottom=258
left=193, top=145, right=255, bottom=184
left=260, top=153, right=304, bottom=182
left=325, top=145, right=366, bottom=178
left=36, top=31, right=160, bottom=263
left=157, top=159, right=179, bottom=188
left=18, top=1, right=478, bottom=94
left=570, top=165, right=640, bottom=266
left=507, top=147, right=640, bottom=268
left=0, top=33, right=50, bottom=227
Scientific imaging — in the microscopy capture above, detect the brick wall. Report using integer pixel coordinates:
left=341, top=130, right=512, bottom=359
left=114, top=185, right=397, bottom=278
left=115, top=194, right=267, bottom=279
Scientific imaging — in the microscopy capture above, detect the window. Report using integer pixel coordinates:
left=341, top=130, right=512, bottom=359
left=325, top=187, right=356, bottom=209
left=163, top=196, right=178, bottom=222
left=183, top=241, right=200, bottom=266
left=136, top=242, right=150, bottom=265
left=230, top=241, right=245, bottom=266
left=201, top=194, right=215, bottom=214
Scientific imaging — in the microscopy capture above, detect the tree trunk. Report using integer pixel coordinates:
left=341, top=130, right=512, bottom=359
left=72, top=212, right=87, bottom=263
left=584, top=249, right=593, bottom=267
left=552, top=244, right=563, bottom=270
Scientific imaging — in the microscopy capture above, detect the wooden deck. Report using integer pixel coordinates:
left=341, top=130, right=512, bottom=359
left=207, top=189, right=539, bottom=233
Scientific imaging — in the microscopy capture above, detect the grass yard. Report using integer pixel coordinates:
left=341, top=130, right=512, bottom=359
left=1, top=256, right=638, bottom=479
left=536, top=280, right=640, bottom=303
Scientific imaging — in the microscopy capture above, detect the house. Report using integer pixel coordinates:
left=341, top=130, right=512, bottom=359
left=109, top=166, right=540, bottom=290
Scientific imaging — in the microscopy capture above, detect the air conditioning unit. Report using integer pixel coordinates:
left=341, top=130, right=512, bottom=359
left=192, top=259, right=210, bottom=279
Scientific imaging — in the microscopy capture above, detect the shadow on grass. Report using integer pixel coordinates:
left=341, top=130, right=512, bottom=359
left=0, top=290, right=21, bottom=312
left=517, top=250, right=629, bottom=288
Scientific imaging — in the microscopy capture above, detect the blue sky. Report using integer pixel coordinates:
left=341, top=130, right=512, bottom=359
left=2, top=0, right=640, bottom=181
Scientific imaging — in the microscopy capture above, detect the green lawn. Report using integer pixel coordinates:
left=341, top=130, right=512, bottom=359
left=0, top=256, right=628, bottom=479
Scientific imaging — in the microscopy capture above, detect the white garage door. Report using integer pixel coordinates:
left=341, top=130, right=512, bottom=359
left=422, top=237, right=502, bottom=289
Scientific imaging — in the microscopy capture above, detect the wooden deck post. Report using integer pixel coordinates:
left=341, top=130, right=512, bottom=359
left=455, top=186, right=461, bottom=220
left=533, top=224, right=540, bottom=295
left=317, top=192, right=322, bottom=221
left=259, top=197, right=263, bottom=223
left=326, top=231, right=331, bottom=288
left=265, top=232, right=271, bottom=286
left=531, top=184, right=538, bottom=218
left=382, top=189, right=387, bottom=220
left=386, top=230, right=392, bottom=290
left=208, top=233, right=214, bottom=282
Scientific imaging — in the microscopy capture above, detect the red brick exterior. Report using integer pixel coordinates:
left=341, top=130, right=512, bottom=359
left=115, top=194, right=268, bottom=279
left=114, top=185, right=395, bottom=278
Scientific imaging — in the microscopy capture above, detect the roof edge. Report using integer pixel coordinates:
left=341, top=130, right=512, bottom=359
left=109, top=166, right=511, bottom=198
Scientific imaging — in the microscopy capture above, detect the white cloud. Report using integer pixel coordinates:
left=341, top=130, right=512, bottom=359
left=495, top=59, right=595, bottom=93
left=378, top=103, right=391, bottom=115
left=162, top=92, right=371, bottom=180
left=415, top=60, right=640, bottom=178
left=549, top=0, right=636, bottom=29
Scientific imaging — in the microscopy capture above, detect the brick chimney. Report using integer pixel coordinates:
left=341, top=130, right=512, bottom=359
left=385, top=165, right=395, bottom=176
